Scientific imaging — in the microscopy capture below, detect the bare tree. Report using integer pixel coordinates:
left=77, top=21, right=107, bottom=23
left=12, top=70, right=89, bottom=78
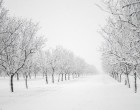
left=100, top=0, right=140, bottom=93
left=0, top=16, right=46, bottom=92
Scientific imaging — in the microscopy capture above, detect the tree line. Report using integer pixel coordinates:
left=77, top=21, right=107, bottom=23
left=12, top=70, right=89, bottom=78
left=100, top=0, right=140, bottom=93
left=0, top=1, right=96, bottom=92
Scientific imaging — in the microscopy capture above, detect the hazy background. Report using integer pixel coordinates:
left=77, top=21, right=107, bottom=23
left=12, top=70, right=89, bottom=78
left=4, top=0, right=107, bottom=72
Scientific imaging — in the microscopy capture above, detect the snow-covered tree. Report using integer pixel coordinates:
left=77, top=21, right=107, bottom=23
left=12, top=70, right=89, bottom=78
left=0, top=15, right=46, bottom=92
left=100, top=0, right=140, bottom=93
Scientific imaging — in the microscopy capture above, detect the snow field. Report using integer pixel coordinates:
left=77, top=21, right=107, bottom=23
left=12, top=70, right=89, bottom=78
left=0, top=74, right=140, bottom=110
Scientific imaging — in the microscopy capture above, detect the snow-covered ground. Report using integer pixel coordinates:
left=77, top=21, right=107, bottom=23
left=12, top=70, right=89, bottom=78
left=0, top=74, right=140, bottom=110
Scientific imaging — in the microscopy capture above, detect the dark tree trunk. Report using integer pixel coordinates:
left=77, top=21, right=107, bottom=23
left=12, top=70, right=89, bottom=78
left=134, top=72, right=137, bottom=93
left=116, top=73, right=119, bottom=81
left=61, top=74, right=63, bottom=81
left=58, top=74, right=60, bottom=82
left=125, top=78, right=127, bottom=85
left=45, top=74, right=48, bottom=84
left=25, top=75, right=28, bottom=89
left=119, top=74, right=122, bottom=82
left=126, top=74, right=130, bottom=88
left=65, top=74, right=67, bottom=80
left=116, top=73, right=118, bottom=80
left=10, top=74, right=14, bottom=92
left=51, top=68, right=55, bottom=83
left=52, top=73, right=54, bottom=83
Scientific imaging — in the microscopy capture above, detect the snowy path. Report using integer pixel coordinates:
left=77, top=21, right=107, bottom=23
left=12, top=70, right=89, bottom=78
left=0, top=74, right=140, bottom=110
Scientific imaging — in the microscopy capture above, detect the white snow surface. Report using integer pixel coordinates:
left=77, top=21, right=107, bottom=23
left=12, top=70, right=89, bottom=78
left=0, top=74, right=140, bottom=110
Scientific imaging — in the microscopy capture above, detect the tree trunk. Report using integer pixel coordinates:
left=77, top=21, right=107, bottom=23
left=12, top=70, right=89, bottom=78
left=10, top=74, right=14, bottom=92
left=45, top=74, right=48, bottom=84
left=52, top=73, right=54, bottom=83
left=116, top=73, right=119, bottom=81
left=61, top=74, right=63, bottom=81
left=25, top=75, right=28, bottom=89
left=58, top=74, right=60, bottom=82
left=134, top=72, right=137, bottom=93
left=125, top=78, right=127, bottom=85
left=126, top=74, right=130, bottom=88
left=65, top=74, right=67, bottom=80
left=116, top=73, right=118, bottom=80
left=119, top=74, right=122, bottom=82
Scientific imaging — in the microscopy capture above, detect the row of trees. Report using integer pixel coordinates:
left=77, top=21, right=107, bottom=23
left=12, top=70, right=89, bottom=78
left=0, top=1, right=96, bottom=92
left=100, top=0, right=140, bottom=93
left=35, top=47, right=95, bottom=84
left=0, top=1, right=46, bottom=92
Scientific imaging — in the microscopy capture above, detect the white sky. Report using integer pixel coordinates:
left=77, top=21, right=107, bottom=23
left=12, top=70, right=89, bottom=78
left=4, top=0, right=108, bottom=72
